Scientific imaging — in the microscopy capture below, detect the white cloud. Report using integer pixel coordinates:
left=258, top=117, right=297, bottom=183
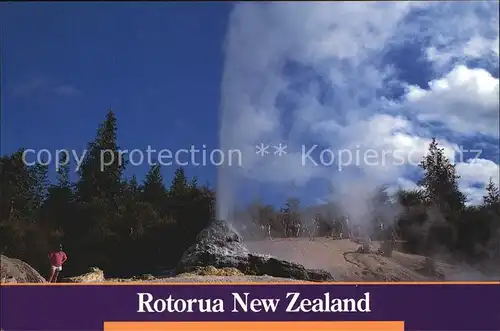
left=456, top=158, right=500, bottom=185
left=463, top=35, right=500, bottom=59
left=410, top=2, right=499, bottom=69
left=12, top=77, right=82, bottom=99
left=53, top=85, right=82, bottom=97
left=385, top=159, right=500, bottom=206
left=405, top=65, right=499, bottom=137
left=220, top=3, right=421, bottom=183
left=218, top=2, right=500, bottom=219
left=456, top=158, right=500, bottom=205
left=385, top=177, right=421, bottom=201
left=426, top=34, right=500, bottom=68
left=338, top=114, right=459, bottom=163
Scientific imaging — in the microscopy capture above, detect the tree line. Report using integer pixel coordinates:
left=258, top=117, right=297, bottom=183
left=1, top=110, right=214, bottom=278
left=234, top=139, right=500, bottom=263
left=1, top=109, right=499, bottom=279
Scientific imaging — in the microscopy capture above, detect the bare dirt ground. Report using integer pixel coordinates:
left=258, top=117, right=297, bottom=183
left=161, top=237, right=498, bottom=283
left=245, top=238, right=458, bottom=281
left=60, top=238, right=498, bottom=283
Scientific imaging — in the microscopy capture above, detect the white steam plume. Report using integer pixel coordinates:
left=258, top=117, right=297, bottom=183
left=217, top=2, right=499, bottom=227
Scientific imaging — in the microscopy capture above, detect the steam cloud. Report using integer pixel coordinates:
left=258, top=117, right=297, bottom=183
left=217, top=2, right=499, bottom=227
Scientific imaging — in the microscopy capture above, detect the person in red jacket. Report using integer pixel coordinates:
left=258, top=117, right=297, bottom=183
left=48, top=244, right=68, bottom=283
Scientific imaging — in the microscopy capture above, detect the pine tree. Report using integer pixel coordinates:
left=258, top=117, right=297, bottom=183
left=483, top=178, right=500, bottom=207
left=167, top=167, right=189, bottom=221
left=120, top=175, right=140, bottom=210
left=56, top=152, right=72, bottom=189
left=29, top=163, right=49, bottom=212
left=128, top=175, right=140, bottom=197
left=416, top=138, right=466, bottom=259
left=418, top=138, right=466, bottom=213
left=0, top=150, right=43, bottom=220
left=482, top=178, right=500, bottom=257
left=42, top=157, right=74, bottom=232
left=396, top=189, right=424, bottom=209
left=70, top=109, right=126, bottom=274
left=189, top=176, right=198, bottom=190
left=142, top=165, right=167, bottom=214
left=119, top=174, right=159, bottom=242
left=0, top=150, right=50, bottom=263
left=76, top=109, right=125, bottom=205
left=169, top=167, right=188, bottom=197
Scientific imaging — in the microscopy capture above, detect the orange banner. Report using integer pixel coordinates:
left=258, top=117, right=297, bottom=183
left=104, top=321, right=404, bottom=331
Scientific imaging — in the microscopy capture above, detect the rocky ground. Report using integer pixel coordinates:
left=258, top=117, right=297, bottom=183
left=0, top=255, right=46, bottom=283
left=63, top=238, right=489, bottom=283
left=175, top=219, right=333, bottom=282
left=2, top=219, right=498, bottom=283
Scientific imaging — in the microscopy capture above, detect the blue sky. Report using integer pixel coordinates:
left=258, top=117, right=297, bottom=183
left=1, top=3, right=499, bottom=213
left=2, top=3, right=230, bottom=186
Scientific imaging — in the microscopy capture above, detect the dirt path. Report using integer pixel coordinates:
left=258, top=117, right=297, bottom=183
left=245, top=238, right=455, bottom=281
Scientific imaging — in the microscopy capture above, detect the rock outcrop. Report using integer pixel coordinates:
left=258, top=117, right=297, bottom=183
left=177, top=265, right=245, bottom=277
left=1, top=255, right=46, bottom=283
left=177, top=219, right=334, bottom=281
left=63, top=267, right=105, bottom=283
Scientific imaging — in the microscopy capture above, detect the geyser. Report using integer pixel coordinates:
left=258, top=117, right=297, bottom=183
left=216, top=2, right=499, bottom=239
left=216, top=2, right=413, bottom=233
